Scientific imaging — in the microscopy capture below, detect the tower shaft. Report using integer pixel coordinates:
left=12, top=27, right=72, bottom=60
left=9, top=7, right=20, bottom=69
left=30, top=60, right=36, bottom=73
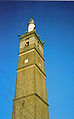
left=12, top=19, right=49, bottom=119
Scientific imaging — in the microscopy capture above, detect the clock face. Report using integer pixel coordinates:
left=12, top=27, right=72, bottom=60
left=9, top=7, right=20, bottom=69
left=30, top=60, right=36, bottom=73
left=24, top=59, right=28, bottom=63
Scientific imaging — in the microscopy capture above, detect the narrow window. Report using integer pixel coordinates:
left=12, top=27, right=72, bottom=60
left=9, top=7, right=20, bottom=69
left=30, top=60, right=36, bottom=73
left=38, top=45, right=39, bottom=48
left=26, top=41, right=29, bottom=46
left=22, top=100, right=25, bottom=107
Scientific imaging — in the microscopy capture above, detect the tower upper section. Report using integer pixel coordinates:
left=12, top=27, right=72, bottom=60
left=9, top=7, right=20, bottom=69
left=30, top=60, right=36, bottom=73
left=28, top=17, right=36, bottom=32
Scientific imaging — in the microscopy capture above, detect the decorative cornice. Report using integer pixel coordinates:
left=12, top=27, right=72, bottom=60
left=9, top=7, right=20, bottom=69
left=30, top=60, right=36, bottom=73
left=13, top=93, right=49, bottom=106
left=13, top=93, right=35, bottom=101
left=19, top=47, right=45, bottom=61
left=35, top=93, right=49, bottom=106
left=34, top=47, right=45, bottom=61
left=34, top=31, right=43, bottom=46
left=17, top=63, right=46, bottom=77
left=35, top=64, right=46, bottom=77
left=20, top=30, right=34, bottom=39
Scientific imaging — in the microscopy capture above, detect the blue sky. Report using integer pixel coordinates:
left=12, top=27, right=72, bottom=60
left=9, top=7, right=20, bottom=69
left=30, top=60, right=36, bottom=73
left=0, top=1, right=74, bottom=119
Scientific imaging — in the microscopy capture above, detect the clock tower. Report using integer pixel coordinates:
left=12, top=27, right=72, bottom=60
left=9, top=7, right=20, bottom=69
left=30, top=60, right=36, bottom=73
left=12, top=17, right=49, bottom=119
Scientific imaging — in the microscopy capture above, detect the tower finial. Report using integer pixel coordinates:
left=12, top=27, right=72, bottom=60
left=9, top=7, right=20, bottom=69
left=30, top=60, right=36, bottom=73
left=29, top=16, right=34, bottom=24
left=28, top=17, right=36, bottom=32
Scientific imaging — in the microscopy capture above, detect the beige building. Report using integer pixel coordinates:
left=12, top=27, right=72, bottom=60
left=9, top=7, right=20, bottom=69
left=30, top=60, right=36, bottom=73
left=12, top=17, right=49, bottom=119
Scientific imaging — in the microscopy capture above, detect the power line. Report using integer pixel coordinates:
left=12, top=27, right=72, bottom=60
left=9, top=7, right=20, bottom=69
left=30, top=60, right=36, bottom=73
left=0, top=90, right=12, bottom=105
left=0, top=88, right=46, bottom=119
left=0, top=91, right=33, bottom=119
left=0, top=69, right=15, bottom=88
left=0, top=78, right=14, bottom=96
left=0, top=91, right=13, bottom=119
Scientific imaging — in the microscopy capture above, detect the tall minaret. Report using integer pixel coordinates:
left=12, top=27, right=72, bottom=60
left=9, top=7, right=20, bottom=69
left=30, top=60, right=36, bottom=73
left=12, top=17, right=49, bottom=119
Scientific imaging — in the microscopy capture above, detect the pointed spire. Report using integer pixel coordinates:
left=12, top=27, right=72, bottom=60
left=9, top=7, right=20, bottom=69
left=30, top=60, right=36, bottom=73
left=29, top=16, right=34, bottom=24
left=28, top=16, right=36, bottom=32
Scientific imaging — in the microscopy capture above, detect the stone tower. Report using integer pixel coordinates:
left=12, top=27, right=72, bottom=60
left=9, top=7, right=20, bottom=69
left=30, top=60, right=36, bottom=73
left=12, top=17, right=49, bottom=119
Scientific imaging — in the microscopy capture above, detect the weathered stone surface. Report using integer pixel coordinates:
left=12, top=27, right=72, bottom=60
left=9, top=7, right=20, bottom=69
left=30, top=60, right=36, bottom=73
left=12, top=30, right=49, bottom=119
